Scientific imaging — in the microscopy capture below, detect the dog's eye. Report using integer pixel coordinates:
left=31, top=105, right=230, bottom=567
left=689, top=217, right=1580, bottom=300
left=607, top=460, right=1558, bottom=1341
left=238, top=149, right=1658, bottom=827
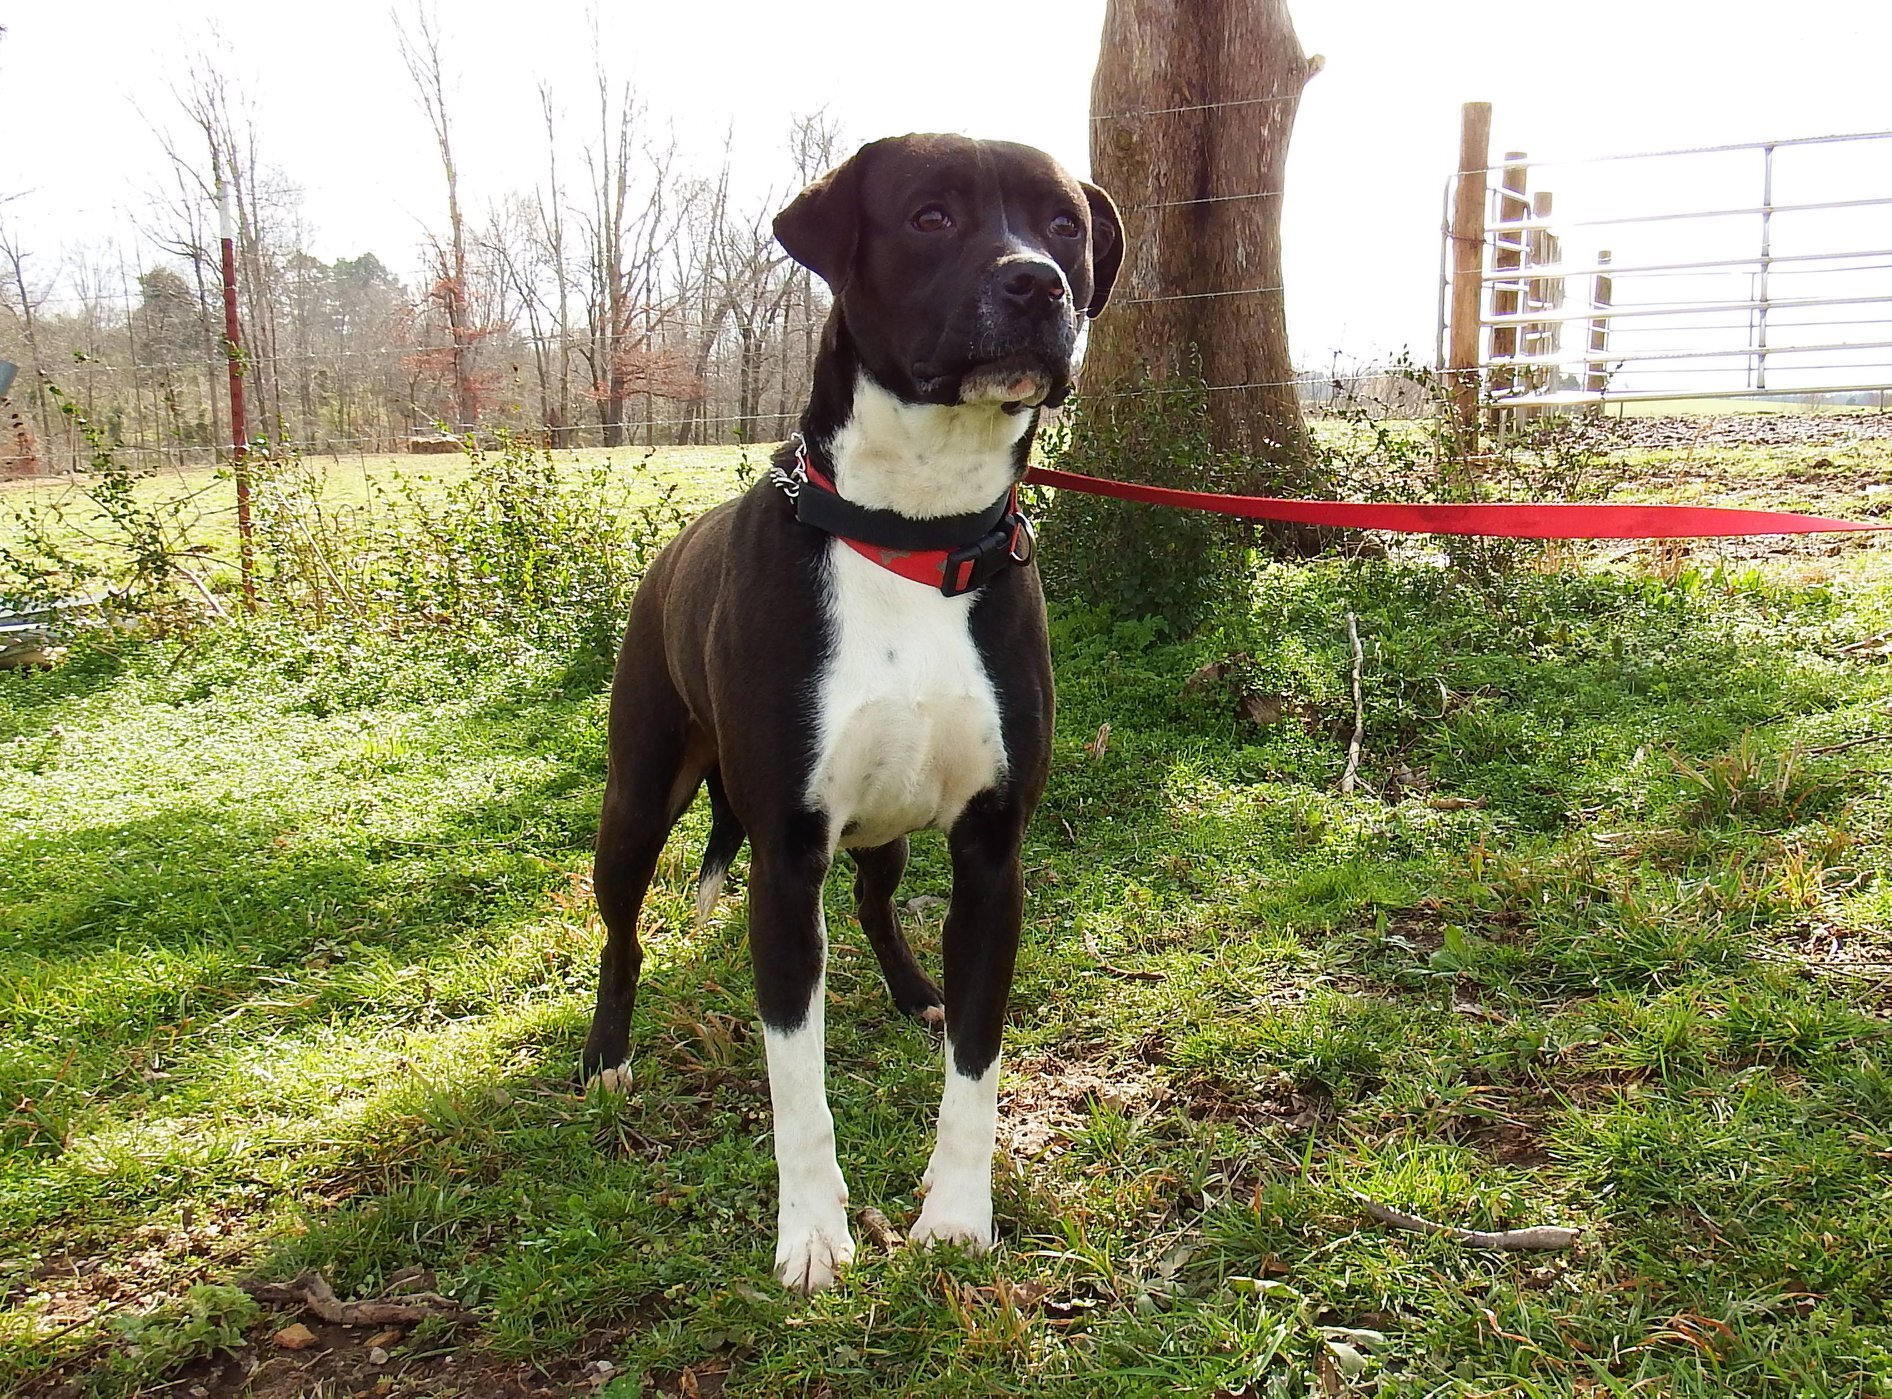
left=1049, top=212, right=1083, bottom=238
left=910, top=206, right=953, bottom=233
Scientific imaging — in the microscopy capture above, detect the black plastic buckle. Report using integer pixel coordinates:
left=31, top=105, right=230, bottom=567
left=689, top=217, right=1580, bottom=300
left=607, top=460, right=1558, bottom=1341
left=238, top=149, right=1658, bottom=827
left=941, top=510, right=1034, bottom=597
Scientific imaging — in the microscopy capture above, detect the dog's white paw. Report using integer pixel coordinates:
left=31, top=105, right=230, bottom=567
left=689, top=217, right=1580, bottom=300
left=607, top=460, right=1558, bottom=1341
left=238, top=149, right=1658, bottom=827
left=910, top=1201, right=994, bottom=1251
left=910, top=1169, right=994, bottom=1252
left=774, top=1217, right=856, bottom=1293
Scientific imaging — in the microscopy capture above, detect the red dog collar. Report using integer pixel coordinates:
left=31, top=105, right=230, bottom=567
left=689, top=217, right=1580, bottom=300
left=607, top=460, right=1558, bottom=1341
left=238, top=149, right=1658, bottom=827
left=777, top=436, right=1035, bottom=596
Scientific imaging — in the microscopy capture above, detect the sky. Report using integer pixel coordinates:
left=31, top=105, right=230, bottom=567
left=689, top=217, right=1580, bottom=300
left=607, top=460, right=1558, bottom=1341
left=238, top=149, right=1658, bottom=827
left=4, top=0, right=1891, bottom=380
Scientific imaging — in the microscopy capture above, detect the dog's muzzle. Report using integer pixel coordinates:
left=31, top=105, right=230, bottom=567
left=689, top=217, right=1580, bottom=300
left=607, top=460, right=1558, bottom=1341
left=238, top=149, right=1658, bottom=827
left=956, top=256, right=1080, bottom=407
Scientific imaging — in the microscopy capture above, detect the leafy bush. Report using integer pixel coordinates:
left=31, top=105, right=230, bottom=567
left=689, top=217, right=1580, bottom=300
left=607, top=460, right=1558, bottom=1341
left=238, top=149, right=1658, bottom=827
left=0, top=383, right=213, bottom=631
left=249, top=431, right=685, bottom=656
left=1035, top=360, right=1621, bottom=632
left=1035, top=372, right=1254, bottom=633
left=2, top=426, right=690, bottom=664
left=1311, top=359, right=1619, bottom=578
left=96, top=1284, right=258, bottom=1395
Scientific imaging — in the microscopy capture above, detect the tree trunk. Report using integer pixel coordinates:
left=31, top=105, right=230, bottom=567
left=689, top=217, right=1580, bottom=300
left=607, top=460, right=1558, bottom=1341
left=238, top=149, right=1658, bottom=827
left=1084, top=0, right=1322, bottom=482
left=1042, top=0, right=1324, bottom=624
left=191, top=249, right=225, bottom=459
left=439, top=122, right=476, bottom=433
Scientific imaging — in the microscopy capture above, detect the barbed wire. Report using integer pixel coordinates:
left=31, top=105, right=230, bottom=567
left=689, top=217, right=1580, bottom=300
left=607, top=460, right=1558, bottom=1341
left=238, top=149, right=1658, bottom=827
left=1092, top=94, right=1304, bottom=123
left=1122, top=285, right=1286, bottom=306
left=1127, top=191, right=1285, bottom=213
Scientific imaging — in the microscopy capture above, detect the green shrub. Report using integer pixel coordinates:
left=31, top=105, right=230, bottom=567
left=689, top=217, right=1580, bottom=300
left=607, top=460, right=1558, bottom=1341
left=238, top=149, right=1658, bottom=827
left=1035, top=372, right=1253, bottom=632
left=0, top=383, right=208, bottom=630
left=3, top=426, right=690, bottom=664
left=249, top=430, right=684, bottom=656
left=96, top=1284, right=258, bottom=1395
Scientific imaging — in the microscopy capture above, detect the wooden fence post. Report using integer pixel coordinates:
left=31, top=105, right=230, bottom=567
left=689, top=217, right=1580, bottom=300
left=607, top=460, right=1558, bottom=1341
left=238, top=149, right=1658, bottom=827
left=1448, top=102, right=1492, bottom=447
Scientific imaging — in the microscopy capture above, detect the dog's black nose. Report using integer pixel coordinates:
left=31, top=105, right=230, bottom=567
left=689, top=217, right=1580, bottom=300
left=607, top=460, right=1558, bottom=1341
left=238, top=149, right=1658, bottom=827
left=994, top=256, right=1067, bottom=309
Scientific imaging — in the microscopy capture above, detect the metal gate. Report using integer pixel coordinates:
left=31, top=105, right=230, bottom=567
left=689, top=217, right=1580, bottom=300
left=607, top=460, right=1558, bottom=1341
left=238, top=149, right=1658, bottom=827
left=1437, top=115, right=1892, bottom=418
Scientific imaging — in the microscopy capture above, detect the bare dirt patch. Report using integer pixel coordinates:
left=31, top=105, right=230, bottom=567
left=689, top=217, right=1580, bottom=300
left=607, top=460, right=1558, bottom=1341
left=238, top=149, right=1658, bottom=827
left=25, top=1314, right=649, bottom=1399
left=158, top=1318, right=630, bottom=1399
left=1599, top=412, right=1892, bottom=451
left=1001, top=1054, right=1169, bottom=1159
left=1762, top=917, right=1892, bottom=1016
left=1468, top=1112, right=1555, bottom=1170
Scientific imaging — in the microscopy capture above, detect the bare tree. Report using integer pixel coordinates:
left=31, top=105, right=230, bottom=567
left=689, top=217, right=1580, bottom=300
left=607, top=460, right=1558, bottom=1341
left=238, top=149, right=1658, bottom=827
left=715, top=195, right=797, bottom=439
left=395, top=3, right=479, bottom=431
left=0, top=205, right=53, bottom=445
left=672, top=156, right=733, bottom=447
left=161, top=56, right=297, bottom=446
left=530, top=84, right=577, bottom=447
left=579, top=62, right=638, bottom=447
left=142, top=130, right=227, bottom=457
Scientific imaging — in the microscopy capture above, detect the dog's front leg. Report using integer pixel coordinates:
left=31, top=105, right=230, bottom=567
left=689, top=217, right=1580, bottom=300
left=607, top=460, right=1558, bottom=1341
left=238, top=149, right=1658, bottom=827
left=913, top=808, right=1025, bottom=1252
left=749, top=830, right=854, bottom=1292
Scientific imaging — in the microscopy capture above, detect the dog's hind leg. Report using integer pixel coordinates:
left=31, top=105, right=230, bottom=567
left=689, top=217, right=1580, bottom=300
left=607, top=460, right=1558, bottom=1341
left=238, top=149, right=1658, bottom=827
left=695, top=768, right=746, bottom=922
left=582, top=672, right=706, bottom=1081
left=849, top=838, right=943, bottom=1025
left=582, top=773, right=676, bottom=1078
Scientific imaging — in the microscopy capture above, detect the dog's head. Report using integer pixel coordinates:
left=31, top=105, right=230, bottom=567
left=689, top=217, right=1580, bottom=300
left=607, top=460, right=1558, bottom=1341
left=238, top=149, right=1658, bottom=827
left=775, top=134, right=1123, bottom=411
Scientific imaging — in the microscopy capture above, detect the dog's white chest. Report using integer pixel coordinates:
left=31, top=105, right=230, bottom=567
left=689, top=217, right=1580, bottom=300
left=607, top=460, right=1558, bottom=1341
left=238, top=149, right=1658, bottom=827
left=807, top=544, right=1006, bottom=850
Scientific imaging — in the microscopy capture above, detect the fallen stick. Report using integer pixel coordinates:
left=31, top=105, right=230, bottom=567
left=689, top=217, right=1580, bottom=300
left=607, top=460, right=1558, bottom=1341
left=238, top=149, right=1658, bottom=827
left=1082, top=928, right=1166, bottom=982
left=1355, top=1195, right=1578, bottom=1251
left=856, top=1206, right=904, bottom=1253
left=1806, top=732, right=1892, bottom=757
left=242, top=1270, right=469, bottom=1326
left=1341, top=611, right=1365, bottom=795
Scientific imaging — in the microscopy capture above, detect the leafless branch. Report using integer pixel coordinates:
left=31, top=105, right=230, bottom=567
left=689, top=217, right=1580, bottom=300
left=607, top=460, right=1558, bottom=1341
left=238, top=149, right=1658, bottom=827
left=1356, top=1195, right=1579, bottom=1251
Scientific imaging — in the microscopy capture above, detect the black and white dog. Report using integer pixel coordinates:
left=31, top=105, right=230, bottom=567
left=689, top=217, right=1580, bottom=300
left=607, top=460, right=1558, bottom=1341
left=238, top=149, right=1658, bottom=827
left=581, top=134, right=1122, bottom=1292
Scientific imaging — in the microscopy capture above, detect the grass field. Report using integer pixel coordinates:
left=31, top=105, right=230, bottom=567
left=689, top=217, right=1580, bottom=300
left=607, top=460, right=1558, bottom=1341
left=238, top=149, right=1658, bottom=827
left=3, top=437, right=1891, bottom=1395
left=0, top=445, right=749, bottom=583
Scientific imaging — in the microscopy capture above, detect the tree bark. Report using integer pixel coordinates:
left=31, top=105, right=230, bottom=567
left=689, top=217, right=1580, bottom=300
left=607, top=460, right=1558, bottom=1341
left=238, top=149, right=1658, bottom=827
left=1084, top=0, right=1322, bottom=482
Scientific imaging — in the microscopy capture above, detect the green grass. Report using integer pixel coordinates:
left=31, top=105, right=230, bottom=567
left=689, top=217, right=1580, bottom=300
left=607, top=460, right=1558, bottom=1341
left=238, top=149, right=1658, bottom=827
left=3, top=445, right=1892, bottom=1395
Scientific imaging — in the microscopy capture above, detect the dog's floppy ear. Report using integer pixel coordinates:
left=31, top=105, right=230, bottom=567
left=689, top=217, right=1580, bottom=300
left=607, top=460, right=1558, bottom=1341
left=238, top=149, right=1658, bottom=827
left=775, top=148, right=867, bottom=291
left=1080, top=181, right=1124, bottom=319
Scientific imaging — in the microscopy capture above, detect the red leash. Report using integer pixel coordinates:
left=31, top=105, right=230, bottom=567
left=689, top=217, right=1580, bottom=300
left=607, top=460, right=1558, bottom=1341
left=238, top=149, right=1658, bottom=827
left=1023, top=465, right=1889, bottom=540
